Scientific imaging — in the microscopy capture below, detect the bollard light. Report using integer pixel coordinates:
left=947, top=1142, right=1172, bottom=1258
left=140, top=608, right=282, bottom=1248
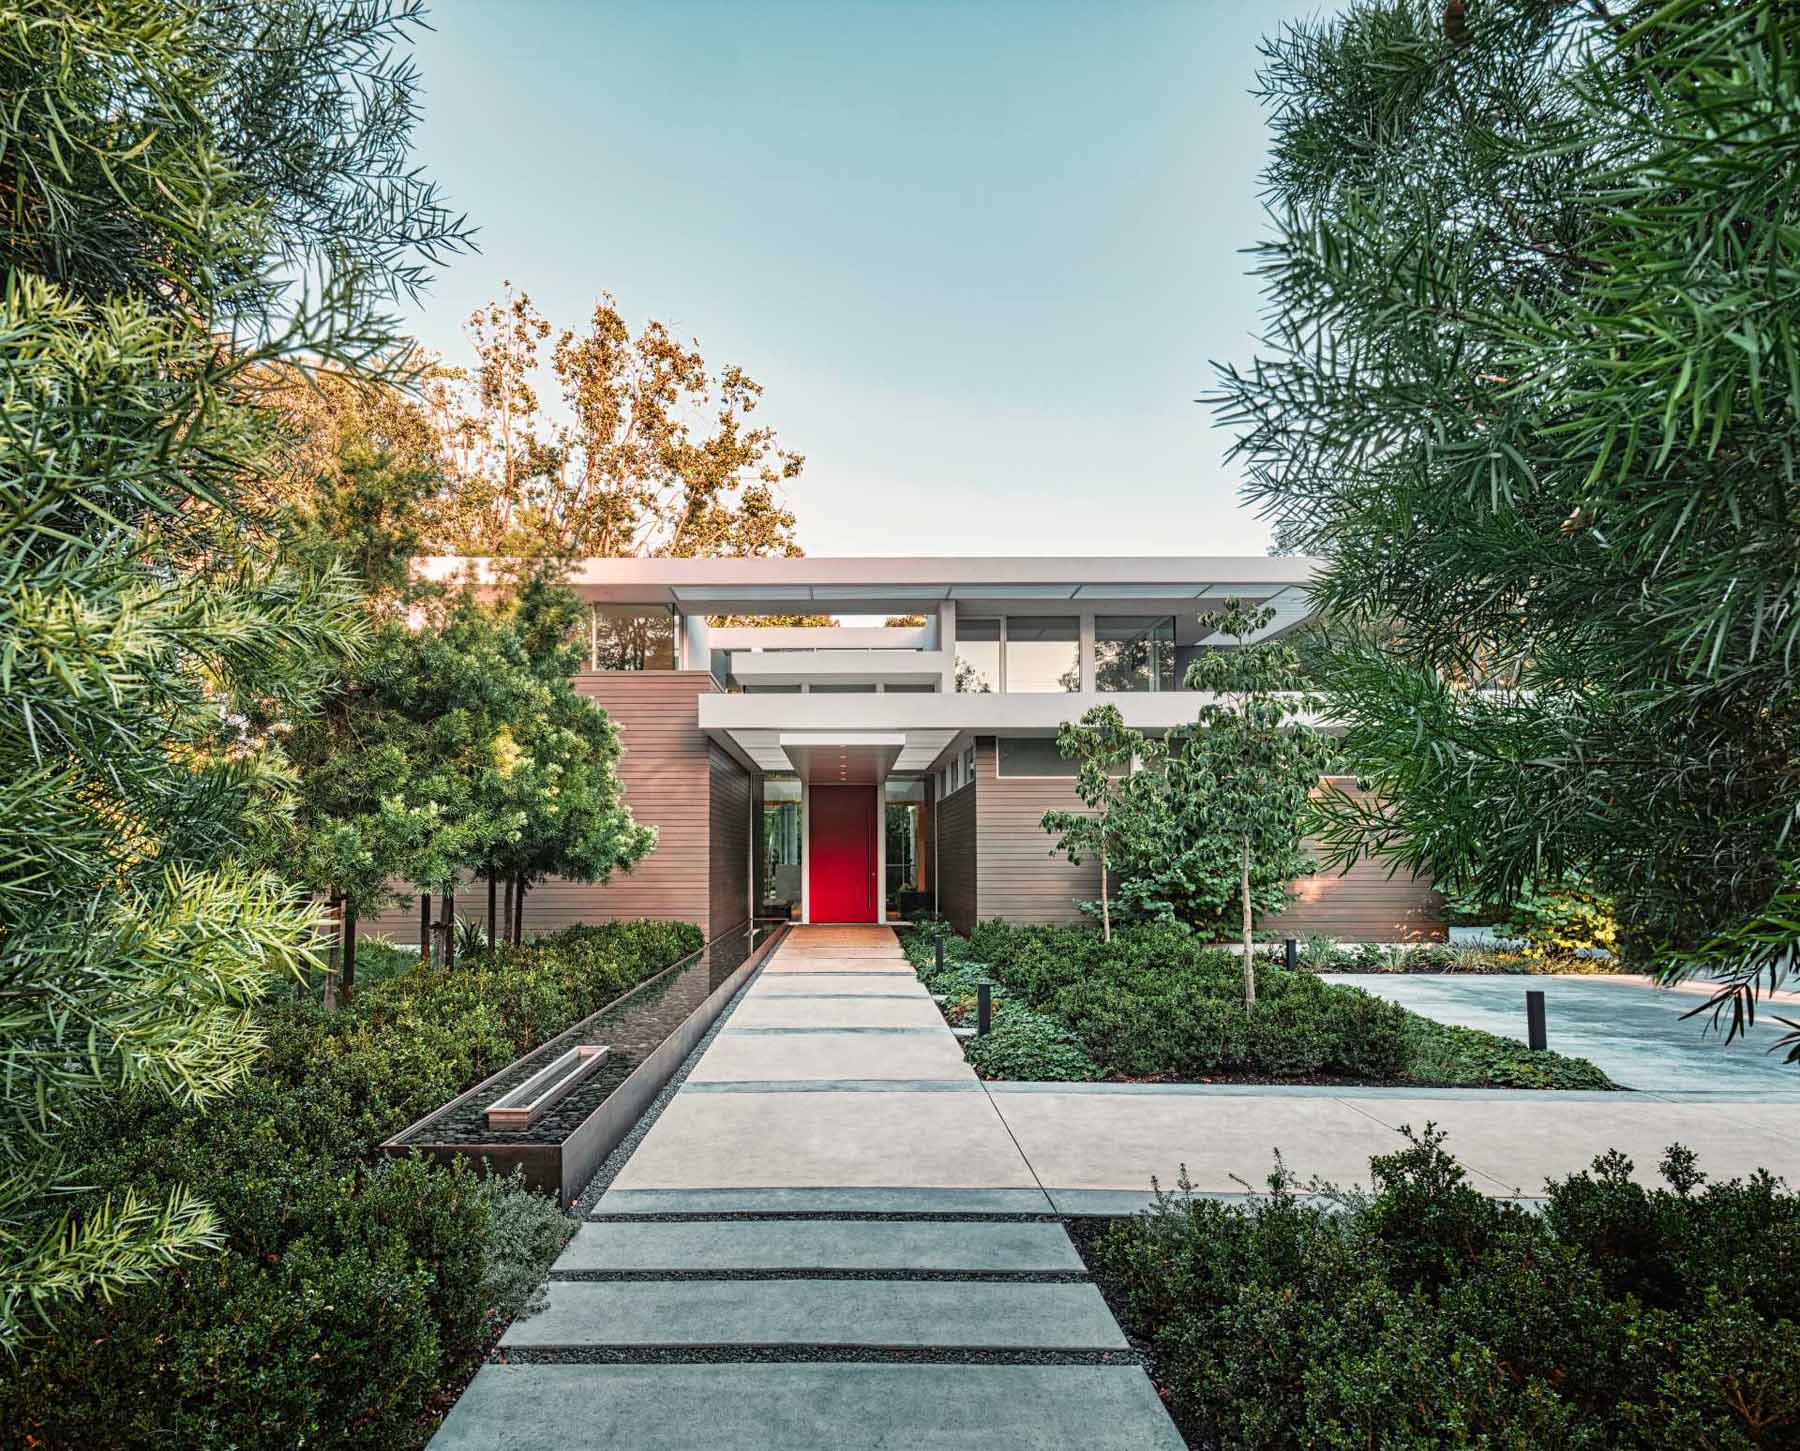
left=1526, top=989, right=1547, bottom=1051
left=977, top=980, right=993, bottom=1036
left=935, top=933, right=945, bottom=972
left=1284, top=937, right=1298, bottom=971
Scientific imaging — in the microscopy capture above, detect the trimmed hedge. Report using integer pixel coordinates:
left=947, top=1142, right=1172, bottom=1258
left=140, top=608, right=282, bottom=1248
left=904, top=921, right=1611, bottom=1088
left=1090, top=1128, right=1800, bottom=1447
left=2, top=918, right=702, bottom=1450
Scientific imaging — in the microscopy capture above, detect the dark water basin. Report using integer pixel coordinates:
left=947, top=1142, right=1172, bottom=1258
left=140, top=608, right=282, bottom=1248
left=382, top=923, right=782, bottom=1203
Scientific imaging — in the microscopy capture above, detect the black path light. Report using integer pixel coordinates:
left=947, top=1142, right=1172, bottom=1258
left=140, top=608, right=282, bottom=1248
left=1526, top=989, right=1547, bottom=1051
left=977, top=980, right=993, bottom=1036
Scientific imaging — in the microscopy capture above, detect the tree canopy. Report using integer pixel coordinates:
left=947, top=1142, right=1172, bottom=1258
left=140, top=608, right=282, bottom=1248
left=426, top=286, right=806, bottom=560
left=1217, top=0, right=1800, bottom=1035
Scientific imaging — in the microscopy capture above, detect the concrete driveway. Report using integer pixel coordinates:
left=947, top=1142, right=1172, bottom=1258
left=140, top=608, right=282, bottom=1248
left=1334, top=972, right=1800, bottom=1092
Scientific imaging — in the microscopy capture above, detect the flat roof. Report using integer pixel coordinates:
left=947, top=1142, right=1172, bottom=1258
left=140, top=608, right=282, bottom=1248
left=417, top=555, right=1321, bottom=611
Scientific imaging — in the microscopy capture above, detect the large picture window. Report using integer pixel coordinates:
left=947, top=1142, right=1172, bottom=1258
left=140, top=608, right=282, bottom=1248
left=996, top=736, right=1079, bottom=777
left=593, top=606, right=677, bottom=671
left=1095, top=615, right=1176, bottom=692
left=954, top=617, right=1000, bottom=693
left=1004, top=616, right=1080, bottom=693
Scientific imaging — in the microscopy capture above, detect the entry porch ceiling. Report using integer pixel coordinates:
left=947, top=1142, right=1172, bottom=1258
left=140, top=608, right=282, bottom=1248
left=719, top=727, right=958, bottom=780
left=778, top=733, right=906, bottom=784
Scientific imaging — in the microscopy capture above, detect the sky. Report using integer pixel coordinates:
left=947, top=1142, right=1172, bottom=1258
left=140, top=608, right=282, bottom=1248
left=399, top=0, right=1331, bottom=558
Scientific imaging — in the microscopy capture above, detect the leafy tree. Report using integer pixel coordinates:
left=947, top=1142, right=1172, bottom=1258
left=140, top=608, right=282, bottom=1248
left=1213, top=1, right=1800, bottom=1035
left=1165, top=603, right=1331, bottom=1008
left=427, top=286, right=806, bottom=559
left=0, top=0, right=463, bottom=1346
left=1041, top=706, right=1156, bottom=942
left=483, top=575, right=659, bottom=939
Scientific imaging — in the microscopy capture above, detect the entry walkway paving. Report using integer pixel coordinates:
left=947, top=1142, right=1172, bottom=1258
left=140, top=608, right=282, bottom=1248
left=434, top=926, right=1183, bottom=1451
left=435, top=928, right=1800, bottom=1449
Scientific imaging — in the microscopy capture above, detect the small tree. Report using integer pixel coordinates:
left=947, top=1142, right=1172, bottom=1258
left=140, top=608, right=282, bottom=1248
left=1040, top=706, right=1153, bottom=942
left=1180, top=601, right=1332, bottom=1008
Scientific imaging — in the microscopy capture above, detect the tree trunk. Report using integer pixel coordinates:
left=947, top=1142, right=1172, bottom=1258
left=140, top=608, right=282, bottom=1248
left=1099, top=837, right=1111, bottom=944
left=1240, top=835, right=1256, bottom=1011
left=323, top=896, right=342, bottom=1011
left=488, top=864, right=498, bottom=952
left=420, top=891, right=432, bottom=967
left=443, top=881, right=456, bottom=970
left=502, top=876, right=514, bottom=947
left=514, top=877, right=529, bottom=945
left=342, top=906, right=359, bottom=1004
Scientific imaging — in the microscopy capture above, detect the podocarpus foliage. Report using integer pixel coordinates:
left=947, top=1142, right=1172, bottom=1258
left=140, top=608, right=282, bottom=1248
left=0, top=0, right=464, bottom=1347
left=1040, top=705, right=1155, bottom=942
left=1214, top=1, right=1800, bottom=1041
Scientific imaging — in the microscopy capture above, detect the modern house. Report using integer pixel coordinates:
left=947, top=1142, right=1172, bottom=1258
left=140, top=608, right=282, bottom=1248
left=369, top=556, right=1445, bottom=946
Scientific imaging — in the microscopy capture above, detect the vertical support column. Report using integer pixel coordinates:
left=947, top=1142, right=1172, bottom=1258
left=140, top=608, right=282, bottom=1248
left=874, top=779, right=886, bottom=924
left=938, top=600, right=957, bottom=692
left=1079, top=612, right=1096, bottom=693
left=799, top=780, right=811, bottom=925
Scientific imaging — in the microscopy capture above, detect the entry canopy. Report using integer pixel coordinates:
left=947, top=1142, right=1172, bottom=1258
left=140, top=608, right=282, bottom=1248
left=778, top=733, right=905, bottom=784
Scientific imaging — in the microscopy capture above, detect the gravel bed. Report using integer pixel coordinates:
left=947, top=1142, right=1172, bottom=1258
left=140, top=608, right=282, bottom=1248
left=494, top=1345, right=1145, bottom=1367
left=546, top=1269, right=1091, bottom=1284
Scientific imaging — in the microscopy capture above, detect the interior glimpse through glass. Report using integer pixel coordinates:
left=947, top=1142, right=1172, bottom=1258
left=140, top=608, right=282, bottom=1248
left=1004, top=615, right=1079, bottom=692
left=1095, top=615, right=1176, bottom=691
left=954, top=617, right=1000, bottom=693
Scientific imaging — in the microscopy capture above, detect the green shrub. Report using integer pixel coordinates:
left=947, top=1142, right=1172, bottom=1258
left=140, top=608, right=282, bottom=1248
left=1091, top=1128, right=1800, bottom=1448
left=1, top=919, right=699, bottom=1450
left=964, top=1005, right=1099, bottom=1081
left=907, top=921, right=1610, bottom=1088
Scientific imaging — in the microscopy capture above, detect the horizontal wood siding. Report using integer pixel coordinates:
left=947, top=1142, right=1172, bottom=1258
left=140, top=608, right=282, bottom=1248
left=973, top=736, right=1100, bottom=927
left=966, top=755, right=1445, bottom=942
left=708, top=746, right=752, bottom=939
left=360, top=672, right=717, bottom=944
left=936, top=781, right=978, bottom=934
left=1265, top=781, right=1447, bottom=943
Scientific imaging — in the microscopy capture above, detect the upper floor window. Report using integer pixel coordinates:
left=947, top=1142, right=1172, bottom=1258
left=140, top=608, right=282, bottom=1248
left=1006, top=616, right=1079, bottom=692
left=1095, top=615, right=1176, bottom=692
left=956, top=616, right=1079, bottom=692
left=593, top=605, right=677, bottom=671
left=954, top=617, right=999, bottom=693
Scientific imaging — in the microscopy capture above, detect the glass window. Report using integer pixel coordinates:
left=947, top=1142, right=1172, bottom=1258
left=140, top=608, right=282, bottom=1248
left=809, top=682, right=876, bottom=693
left=593, top=606, right=676, bottom=671
left=1095, top=616, right=1176, bottom=692
left=760, top=778, right=802, bottom=916
left=884, top=682, right=937, bottom=693
left=955, top=617, right=1000, bottom=693
left=997, top=736, right=1079, bottom=777
left=1004, top=616, right=1079, bottom=693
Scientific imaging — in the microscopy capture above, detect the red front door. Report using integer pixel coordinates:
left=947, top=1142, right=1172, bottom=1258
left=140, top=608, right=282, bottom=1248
left=808, top=785, right=878, bottom=923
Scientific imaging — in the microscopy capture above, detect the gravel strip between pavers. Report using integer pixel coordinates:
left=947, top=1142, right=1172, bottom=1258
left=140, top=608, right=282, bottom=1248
left=494, top=1345, right=1145, bottom=1367
left=546, top=1269, right=1092, bottom=1283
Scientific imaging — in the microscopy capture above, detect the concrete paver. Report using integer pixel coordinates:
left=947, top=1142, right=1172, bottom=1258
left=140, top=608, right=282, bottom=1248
left=727, top=994, right=949, bottom=1028
left=689, top=1027, right=971, bottom=1082
left=433, top=1365, right=1187, bottom=1451
left=607, top=1085, right=1036, bottom=1190
left=558, top=1219, right=1083, bottom=1273
left=501, top=1279, right=1126, bottom=1350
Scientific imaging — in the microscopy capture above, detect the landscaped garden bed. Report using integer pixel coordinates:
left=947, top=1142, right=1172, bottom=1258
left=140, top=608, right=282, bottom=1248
left=2, top=919, right=704, bottom=1449
left=903, top=922, right=1614, bottom=1089
left=1074, top=1129, right=1800, bottom=1448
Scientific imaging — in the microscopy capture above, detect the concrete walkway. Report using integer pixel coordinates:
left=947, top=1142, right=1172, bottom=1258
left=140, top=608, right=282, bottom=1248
left=434, top=926, right=1183, bottom=1451
left=433, top=928, right=1800, bottom=1449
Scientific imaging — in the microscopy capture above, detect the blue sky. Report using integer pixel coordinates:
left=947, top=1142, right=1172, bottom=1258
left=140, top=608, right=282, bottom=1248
left=400, top=0, right=1330, bottom=557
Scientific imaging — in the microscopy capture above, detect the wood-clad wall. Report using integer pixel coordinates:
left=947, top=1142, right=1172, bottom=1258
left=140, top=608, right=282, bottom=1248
left=972, top=736, right=1100, bottom=926
left=963, top=747, right=1446, bottom=942
left=1265, top=779, right=1446, bottom=942
left=360, top=671, right=721, bottom=945
left=708, top=745, right=752, bottom=939
left=936, top=780, right=978, bottom=933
